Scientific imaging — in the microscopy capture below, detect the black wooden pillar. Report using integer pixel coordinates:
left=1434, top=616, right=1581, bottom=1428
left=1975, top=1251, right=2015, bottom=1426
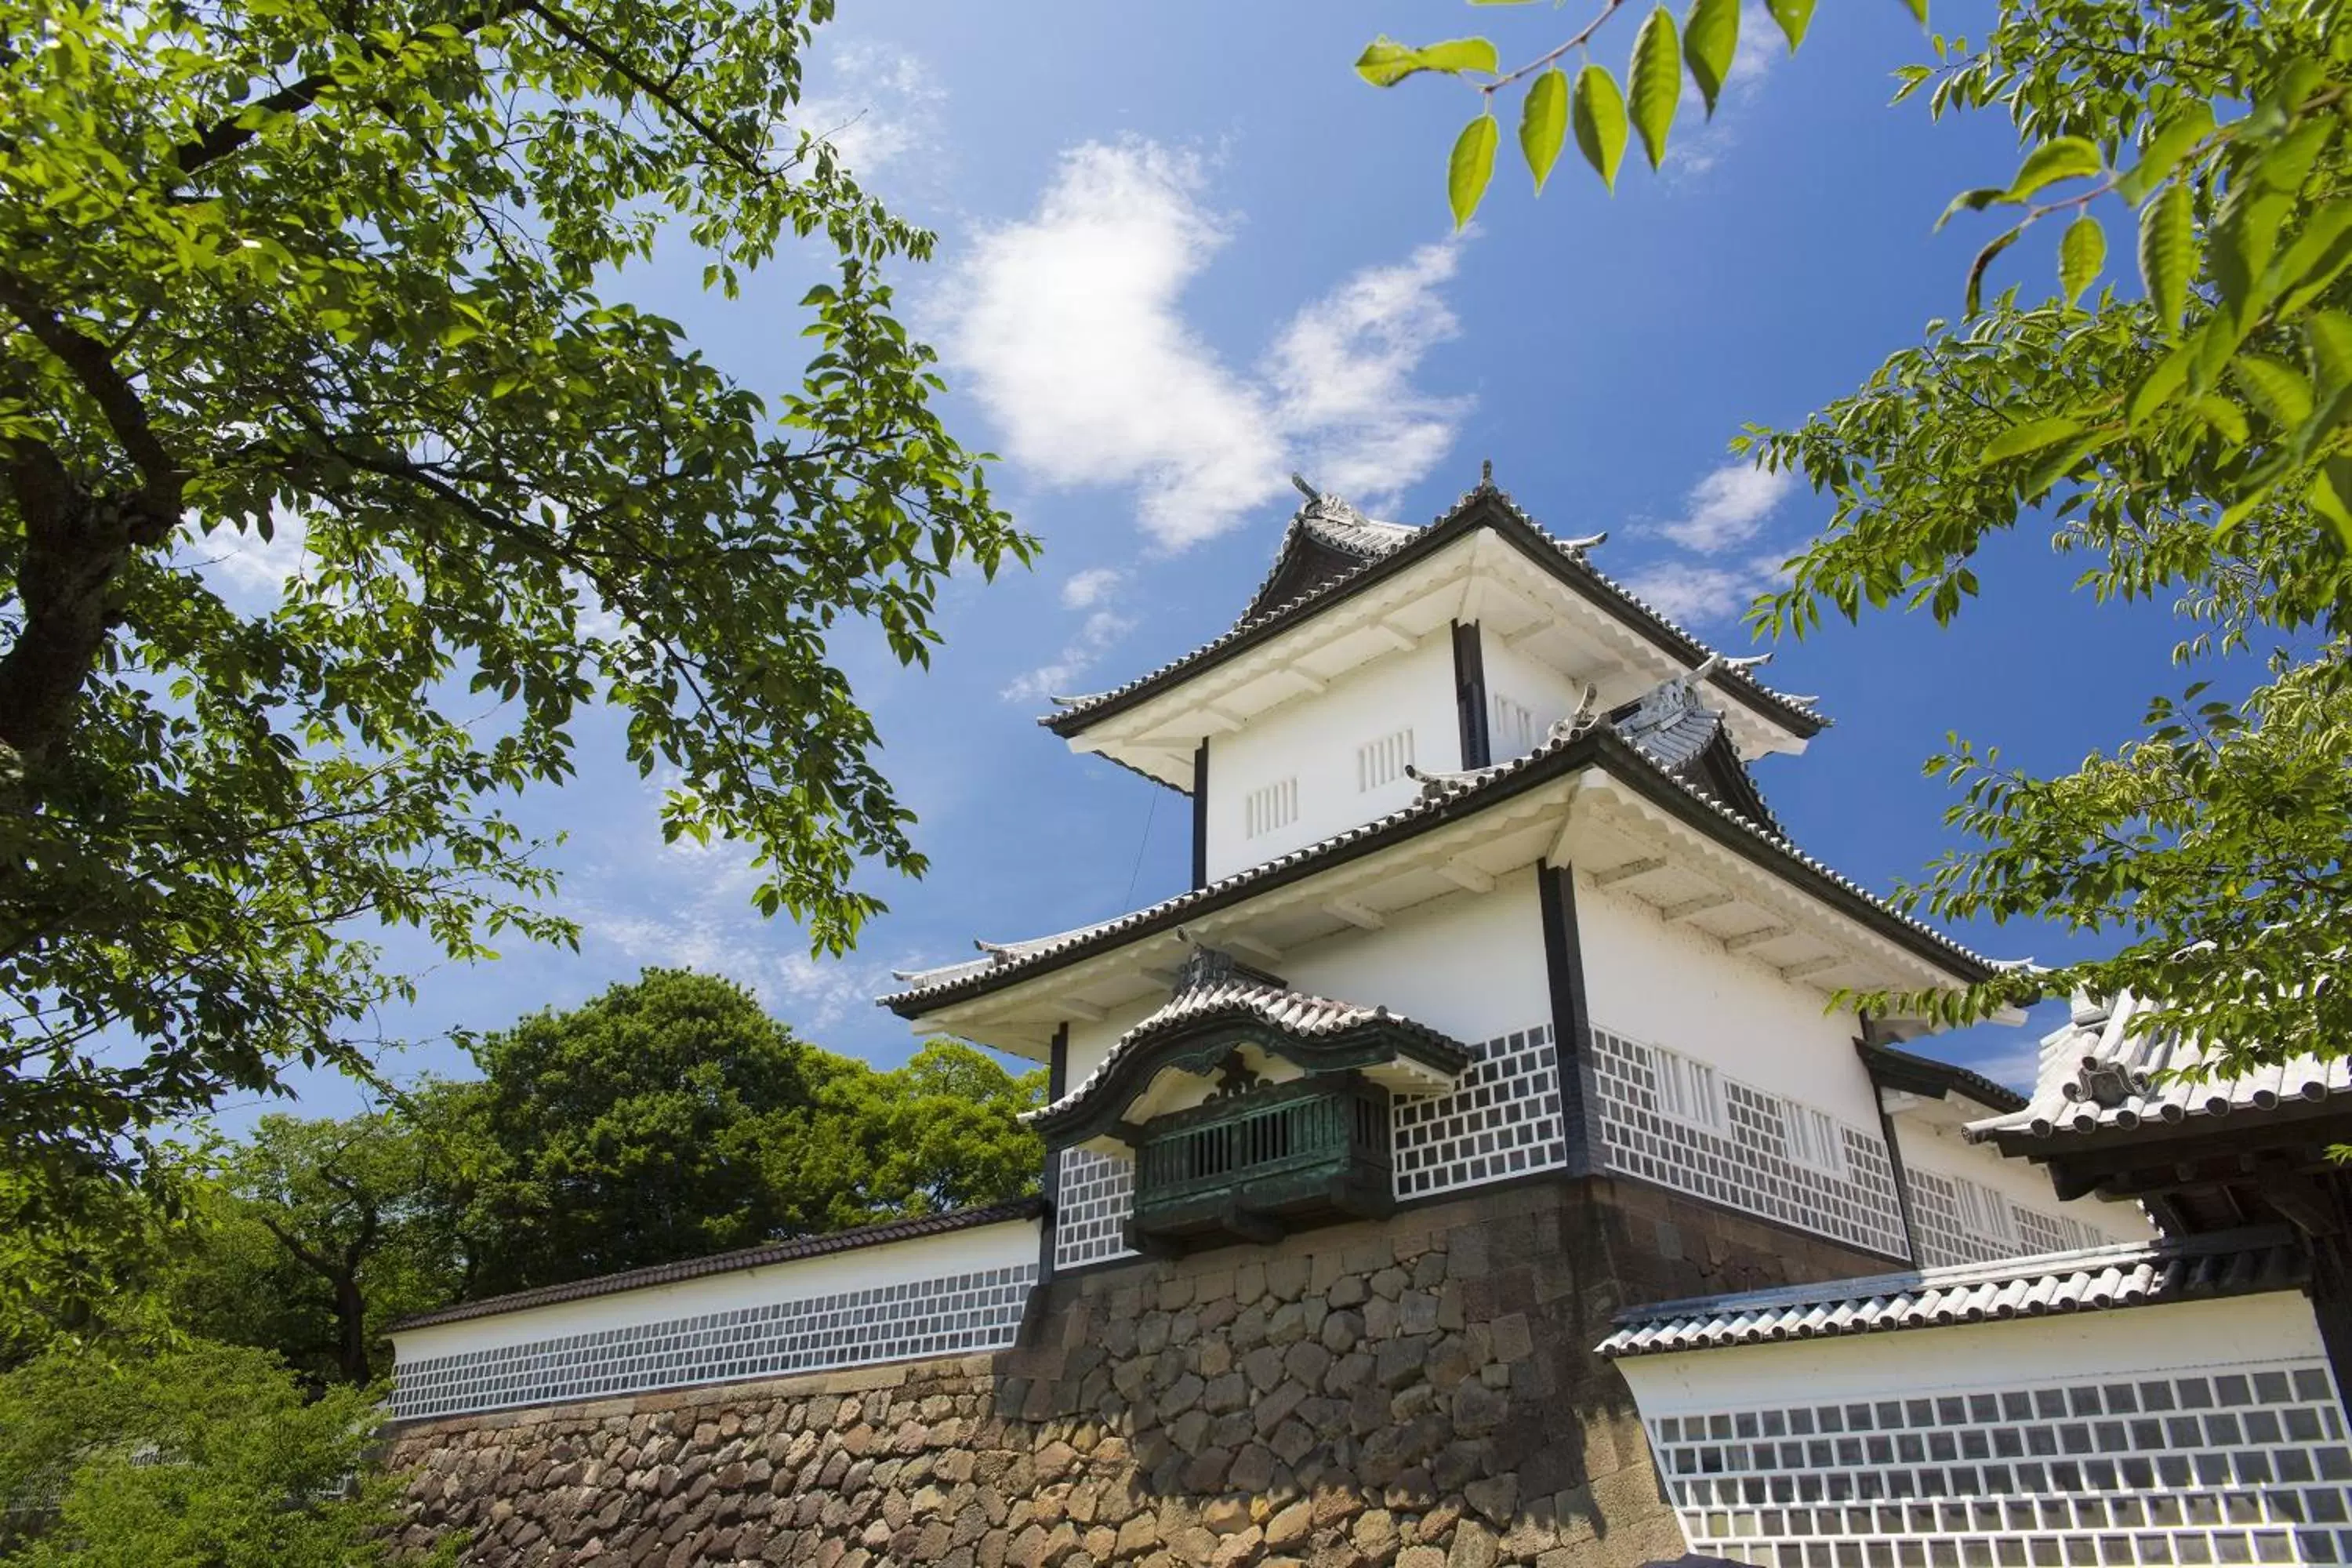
left=1536, top=859, right=1601, bottom=1174
left=1453, top=620, right=1490, bottom=771
left=1190, top=740, right=1210, bottom=890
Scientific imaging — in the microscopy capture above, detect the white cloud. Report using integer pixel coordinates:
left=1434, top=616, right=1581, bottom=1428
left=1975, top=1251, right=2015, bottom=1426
left=1624, top=549, right=1791, bottom=625
left=1059, top=567, right=1125, bottom=610
left=191, top=508, right=314, bottom=602
left=1657, top=462, right=1793, bottom=553
left=580, top=840, right=891, bottom=1030
left=942, top=140, right=1469, bottom=552
left=1001, top=608, right=1136, bottom=703
left=796, top=44, right=943, bottom=176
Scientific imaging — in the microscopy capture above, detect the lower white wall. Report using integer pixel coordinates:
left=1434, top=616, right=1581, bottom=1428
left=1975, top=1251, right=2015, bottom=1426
left=389, top=1217, right=1041, bottom=1421
left=1617, top=1292, right=2348, bottom=1567
left=1896, top=1112, right=2151, bottom=1262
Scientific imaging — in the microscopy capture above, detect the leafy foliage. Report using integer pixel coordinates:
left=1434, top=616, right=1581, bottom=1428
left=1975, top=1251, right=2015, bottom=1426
left=458, top=969, right=1044, bottom=1299
left=1354, top=0, right=2352, bottom=1067
left=0, top=1341, right=450, bottom=1566
left=1, top=0, right=1031, bottom=1231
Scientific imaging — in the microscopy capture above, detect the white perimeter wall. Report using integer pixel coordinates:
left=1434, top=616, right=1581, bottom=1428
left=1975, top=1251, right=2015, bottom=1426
left=1203, top=630, right=1459, bottom=883
left=1615, top=1290, right=2324, bottom=1417
left=390, top=1216, right=1042, bottom=1367
left=1280, top=869, right=1552, bottom=1046
left=1576, top=877, right=1882, bottom=1130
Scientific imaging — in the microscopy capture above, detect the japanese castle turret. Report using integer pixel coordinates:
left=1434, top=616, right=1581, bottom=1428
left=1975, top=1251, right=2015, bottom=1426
left=382, top=472, right=2352, bottom=1568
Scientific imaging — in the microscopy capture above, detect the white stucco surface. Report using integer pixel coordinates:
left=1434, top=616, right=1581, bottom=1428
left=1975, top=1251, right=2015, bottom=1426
left=389, top=1216, right=1041, bottom=1367
left=1281, top=869, right=1552, bottom=1047
left=1576, top=878, right=1880, bottom=1129
left=1203, top=630, right=1458, bottom=882
left=1479, top=630, right=1590, bottom=761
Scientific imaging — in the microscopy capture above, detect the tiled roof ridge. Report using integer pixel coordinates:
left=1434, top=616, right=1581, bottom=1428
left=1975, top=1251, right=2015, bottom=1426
left=1028, top=950, right=1468, bottom=1123
left=1599, top=1225, right=2307, bottom=1359
left=878, top=715, right=1995, bottom=1015
left=387, top=1197, right=1047, bottom=1333
left=1038, top=479, right=1823, bottom=737
left=1965, top=989, right=2352, bottom=1147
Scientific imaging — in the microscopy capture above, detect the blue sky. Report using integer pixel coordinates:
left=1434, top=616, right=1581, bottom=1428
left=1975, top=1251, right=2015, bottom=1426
left=245, top=0, right=2211, bottom=1120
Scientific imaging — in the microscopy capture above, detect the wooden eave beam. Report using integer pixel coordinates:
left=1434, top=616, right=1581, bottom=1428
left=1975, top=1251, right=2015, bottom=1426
left=1592, top=857, right=1666, bottom=888
left=1723, top=925, right=1793, bottom=953
left=1326, top=898, right=1386, bottom=931
left=1658, top=891, right=1734, bottom=923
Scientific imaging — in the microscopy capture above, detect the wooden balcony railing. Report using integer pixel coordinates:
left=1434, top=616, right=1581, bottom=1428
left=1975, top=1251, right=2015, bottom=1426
left=1128, top=1075, right=1393, bottom=1250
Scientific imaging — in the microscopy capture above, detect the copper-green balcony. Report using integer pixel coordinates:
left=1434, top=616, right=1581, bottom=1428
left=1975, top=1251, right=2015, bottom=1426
left=1127, top=1076, right=1394, bottom=1252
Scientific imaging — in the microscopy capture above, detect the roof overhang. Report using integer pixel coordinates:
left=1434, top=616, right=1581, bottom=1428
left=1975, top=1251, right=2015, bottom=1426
left=890, top=731, right=1994, bottom=1059
left=1047, top=499, right=1823, bottom=791
left=1030, top=1011, right=1470, bottom=1149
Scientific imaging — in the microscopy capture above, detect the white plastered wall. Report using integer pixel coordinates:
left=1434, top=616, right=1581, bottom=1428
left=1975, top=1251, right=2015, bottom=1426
left=1479, top=628, right=1594, bottom=761
left=1613, top=1290, right=2325, bottom=1418
left=1894, top=1110, right=2153, bottom=1245
left=1280, top=869, right=1552, bottom=1046
left=389, top=1216, right=1042, bottom=1368
left=1203, top=630, right=1459, bottom=882
left=1576, top=877, right=1882, bottom=1130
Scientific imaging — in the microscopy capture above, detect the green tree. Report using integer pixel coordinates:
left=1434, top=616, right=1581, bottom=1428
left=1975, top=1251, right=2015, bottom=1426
left=0, top=1341, right=451, bottom=1567
left=1, top=0, right=1031, bottom=1231
left=169, top=1103, right=475, bottom=1387
left=801, top=1039, right=1047, bottom=1218
left=459, top=971, right=1045, bottom=1299
left=461, top=968, right=857, bottom=1294
left=1352, top=1, right=2352, bottom=1066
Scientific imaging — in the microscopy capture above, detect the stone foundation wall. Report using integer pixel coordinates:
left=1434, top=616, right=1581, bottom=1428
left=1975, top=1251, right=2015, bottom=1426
left=387, top=1176, right=1888, bottom=1566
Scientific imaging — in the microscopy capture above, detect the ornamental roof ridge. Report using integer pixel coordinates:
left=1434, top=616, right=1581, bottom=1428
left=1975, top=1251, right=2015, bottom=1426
left=878, top=709, right=1996, bottom=1017
left=1036, top=474, right=1824, bottom=740
left=1964, top=989, right=2352, bottom=1151
left=1597, top=1225, right=2306, bottom=1359
left=1023, top=945, right=1470, bottom=1128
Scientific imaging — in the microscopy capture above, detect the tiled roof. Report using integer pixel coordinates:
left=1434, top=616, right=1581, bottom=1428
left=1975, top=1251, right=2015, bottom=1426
left=1860, top=1040, right=2027, bottom=1116
left=1040, top=479, right=1825, bottom=739
left=1599, top=1227, right=2307, bottom=1359
left=880, top=707, right=1995, bottom=1014
left=1030, top=949, right=1470, bottom=1124
left=1965, top=991, right=2352, bottom=1149
left=387, top=1199, right=1047, bottom=1332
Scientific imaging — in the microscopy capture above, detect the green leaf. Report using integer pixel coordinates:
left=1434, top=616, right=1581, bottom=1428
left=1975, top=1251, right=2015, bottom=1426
left=1629, top=8, right=1682, bottom=171
left=2212, top=185, right=2291, bottom=318
left=2128, top=334, right=2198, bottom=427
left=2007, top=136, right=2103, bottom=201
left=2191, top=394, right=2250, bottom=447
left=1936, top=187, right=2011, bottom=231
left=2314, top=459, right=2352, bottom=550
left=1965, top=228, right=2020, bottom=317
left=2230, top=354, right=2315, bottom=430
left=2115, top=103, right=2216, bottom=205
left=1981, top=415, right=2084, bottom=464
left=2139, top=180, right=2195, bottom=334
left=1685, top=0, right=1739, bottom=117
left=1766, top=0, right=1814, bottom=51
left=2016, top=432, right=2103, bottom=503
left=2059, top=216, right=2106, bottom=305
left=1355, top=35, right=1499, bottom=87
left=1450, top=114, right=1500, bottom=229
left=1897, top=0, right=1928, bottom=20
left=1573, top=65, right=1629, bottom=191
left=2272, top=199, right=2352, bottom=318
left=1520, top=68, right=1570, bottom=192
left=2305, top=309, right=2352, bottom=396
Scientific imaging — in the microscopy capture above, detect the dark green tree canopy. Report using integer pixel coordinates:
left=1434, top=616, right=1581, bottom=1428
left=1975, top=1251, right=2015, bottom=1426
left=1, top=0, right=1029, bottom=1225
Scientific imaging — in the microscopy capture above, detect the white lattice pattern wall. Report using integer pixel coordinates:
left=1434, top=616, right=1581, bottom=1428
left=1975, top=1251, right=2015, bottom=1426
left=1592, top=1026, right=1909, bottom=1260
left=1391, top=1022, right=1567, bottom=1200
left=391, top=1261, right=1036, bottom=1421
left=1047, top=1025, right=1566, bottom=1269
left=1649, top=1356, right=2352, bottom=1566
left=1911, top=1167, right=2110, bottom=1269
left=1054, top=1147, right=1138, bottom=1271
